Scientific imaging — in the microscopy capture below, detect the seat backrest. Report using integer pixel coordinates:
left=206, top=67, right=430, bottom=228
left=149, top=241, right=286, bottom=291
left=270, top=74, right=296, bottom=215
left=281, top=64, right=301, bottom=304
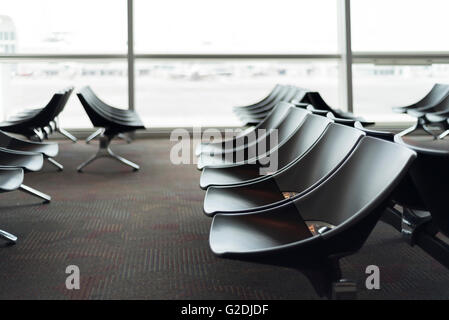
left=273, top=107, right=309, bottom=143
left=77, top=89, right=112, bottom=128
left=77, top=87, right=144, bottom=129
left=27, top=93, right=65, bottom=126
left=354, top=121, right=394, bottom=142
left=276, top=113, right=333, bottom=169
left=81, top=86, right=129, bottom=117
left=326, top=112, right=356, bottom=126
left=275, top=122, right=365, bottom=193
left=297, top=136, right=416, bottom=227
left=430, top=93, right=449, bottom=113
left=301, top=92, right=333, bottom=112
left=52, top=87, right=74, bottom=118
left=414, top=83, right=449, bottom=108
left=256, top=102, right=293, bottom=131
left=244, top=107, right=309, bottom=155
left=393, top=135, right=449, bottom=236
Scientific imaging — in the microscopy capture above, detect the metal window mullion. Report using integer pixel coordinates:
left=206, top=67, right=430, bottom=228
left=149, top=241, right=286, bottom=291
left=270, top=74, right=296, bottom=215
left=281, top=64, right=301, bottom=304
left=337, top=0, right=354, bottom=113
left=127, top=0, right=135, bottom=111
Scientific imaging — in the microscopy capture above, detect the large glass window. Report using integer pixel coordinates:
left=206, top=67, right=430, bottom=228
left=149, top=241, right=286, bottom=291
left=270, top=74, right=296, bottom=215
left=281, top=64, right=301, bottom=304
left=135, top=0, right=338, bottom=54
left=0, top=0, right=127, bottom=54
left=352, top=0, right=449, bottom=52
left=135, top=60, right=339, bottom=127
left=352, top=63, right=449, bottom=122
left=135, top=0, right=339, bottom=127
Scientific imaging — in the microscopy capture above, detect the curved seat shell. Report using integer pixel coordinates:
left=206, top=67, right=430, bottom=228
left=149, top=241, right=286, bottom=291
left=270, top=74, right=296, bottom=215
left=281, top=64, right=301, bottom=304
left=204, top=123, right=365, bottom=215
left=210, top=137, right=416, bottom=261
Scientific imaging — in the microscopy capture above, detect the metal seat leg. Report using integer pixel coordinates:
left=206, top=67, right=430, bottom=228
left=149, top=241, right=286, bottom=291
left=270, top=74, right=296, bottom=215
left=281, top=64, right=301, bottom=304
left=85, top=128, right=104, bottom=144
left=19, top=184, right=51, bottom=203
left=32, top=128, right=45, bottom=142
left=118, top=132, right=133, bottom=144
left=398, top=119, right=438, bottom=139
left=78, top=134, right=140, bottom=172
left=438, top=129, right=449, bottom=139
left=46, top=157, right=63, bottom=171
left=0, top=229, right=17, bottom=243
left=57, top=127, right=78, bottom=143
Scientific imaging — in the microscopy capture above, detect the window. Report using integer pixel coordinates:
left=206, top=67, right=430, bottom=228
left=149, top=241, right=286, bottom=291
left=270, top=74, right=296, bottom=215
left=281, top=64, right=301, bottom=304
left=135, top=60, right=339, bottom=127
left=0, top=0, right=127, bottom=53
left=352, top=64, right=449, bottom=122
left=134, top=0, right=339, bottom=127
left=352, top=0, right=449, bottom=52
left=135, top=0, right=338, bottom=54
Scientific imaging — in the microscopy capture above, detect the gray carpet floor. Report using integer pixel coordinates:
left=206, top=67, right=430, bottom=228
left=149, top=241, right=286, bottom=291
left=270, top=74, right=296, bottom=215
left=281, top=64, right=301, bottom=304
left=0, top=138, right=447, bottom=299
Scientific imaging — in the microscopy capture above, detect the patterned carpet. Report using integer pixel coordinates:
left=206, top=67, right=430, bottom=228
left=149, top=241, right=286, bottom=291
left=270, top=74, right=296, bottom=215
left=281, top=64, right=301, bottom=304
left=0, top=137, right=447, bottom=299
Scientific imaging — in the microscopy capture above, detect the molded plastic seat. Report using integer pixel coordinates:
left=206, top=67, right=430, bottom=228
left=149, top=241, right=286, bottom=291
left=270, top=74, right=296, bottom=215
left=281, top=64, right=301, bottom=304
left=209, top=137, right=416, bottom=296
left=197, top=107, right=310, bottom=169
left=78, top=86, right=145, bottom=134
left=0, top=88, right=73, bottom=139
left=0, top=130, right=58, bottom=158
left=196, top=101, right=293, bottom=157
left=354, top=121, right=395, bottom=142
left=237, top=88, right=303, bottom=123
left=0, top=168, right=24, bottom=192
left=424, top=94, right=449, bottom=126
left=233, top=84, right=285, bottom=113
left=394, top=134, right=449, bottom=237
left=203, top=123, right=365, bottom=215
left=237, top=88, right=304, bottom=122
left=200, top=114, right=332, bottom=189
left=251, top=90, right=372, bottom=125
left=392, top=83, right=449, bottom=114
left=0, top=148, right=44, bottom=172
left=76, top=86, right=145, bottom=172
left=234, top=86, right=296, bottom=116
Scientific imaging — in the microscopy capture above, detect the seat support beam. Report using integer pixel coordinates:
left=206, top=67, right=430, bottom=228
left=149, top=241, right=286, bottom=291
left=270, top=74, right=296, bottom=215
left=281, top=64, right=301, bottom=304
left=85, top=128, right=105, bottom=144
left=46, top=157, right=63, bottom=171
left=77, top=134, right=139, bottom=172
left=398, top=119, right=438, bottom=139
left=19, top=184, right=51, bottom=203
left=0, top=229, right=17, bottom=243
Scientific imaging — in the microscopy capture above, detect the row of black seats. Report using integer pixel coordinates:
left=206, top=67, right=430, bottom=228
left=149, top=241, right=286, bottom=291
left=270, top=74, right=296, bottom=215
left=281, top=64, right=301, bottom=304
left=195, top=85, right=449, bottom=298
left=0, top=86, right=146, bottom=244
left=233, top=84, right=371, bottom=126
left=0, top=86, right=145, bottom=172
left=393, top=83, right=449, bottom=139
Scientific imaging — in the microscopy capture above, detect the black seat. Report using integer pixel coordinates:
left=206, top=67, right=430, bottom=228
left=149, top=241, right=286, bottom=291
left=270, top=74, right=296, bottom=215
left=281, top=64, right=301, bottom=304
left=236, top=88, right=304, bottom=124
left=0, top=167, right=25, bottom=243
left=197, top=107, right=309, bottom=170
left=209, top=136, right=416, bottom=298
left=303, top=105, right=376, bottom=127
left=76, top=86, right=145, bottom=172
left=0, top=88, right=74, bottom=143
left=200, top=114, right=332, bottom=189
left=0, top=147, right=51, bottom=203
left=392, top=83, right=449, bottom=114
left=354, top=121, right=395, bottom=142
left=196, top=101, right=292, bottom=157
left=234, top=85, right=293, bottom=116
left=301, top=91, right=372, bottom=123
left=233, top=84, right=284, bottom=113
left=0, top=130, right=60, bottom=170
left=204, top=122, right=365, bottom=215
left=396, top=89, right=449, bottom=138
left=394, top=134, right=449, bottom=237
